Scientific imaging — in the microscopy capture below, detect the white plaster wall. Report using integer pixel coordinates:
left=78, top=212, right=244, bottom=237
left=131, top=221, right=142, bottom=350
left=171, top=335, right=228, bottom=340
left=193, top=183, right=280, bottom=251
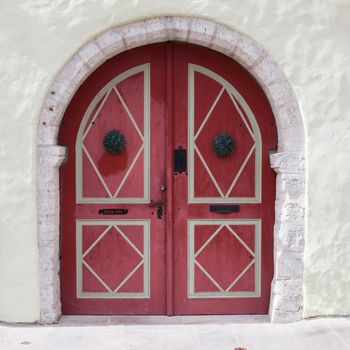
left=0, top=0, right=349, bottom=322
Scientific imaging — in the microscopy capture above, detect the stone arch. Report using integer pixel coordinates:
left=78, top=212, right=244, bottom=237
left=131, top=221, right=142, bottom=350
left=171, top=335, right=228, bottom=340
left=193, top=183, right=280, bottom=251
left=37, top=16, right=305, bottom=324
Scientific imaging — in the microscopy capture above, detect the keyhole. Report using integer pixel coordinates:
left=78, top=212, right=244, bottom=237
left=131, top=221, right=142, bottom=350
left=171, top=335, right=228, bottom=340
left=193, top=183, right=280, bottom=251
left=157, top=206, right=163, bottom=219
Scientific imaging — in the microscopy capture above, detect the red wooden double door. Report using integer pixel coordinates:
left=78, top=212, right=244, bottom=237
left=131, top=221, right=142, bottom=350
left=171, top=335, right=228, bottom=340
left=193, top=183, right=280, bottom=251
left=60, top=43, right=276, bottom=315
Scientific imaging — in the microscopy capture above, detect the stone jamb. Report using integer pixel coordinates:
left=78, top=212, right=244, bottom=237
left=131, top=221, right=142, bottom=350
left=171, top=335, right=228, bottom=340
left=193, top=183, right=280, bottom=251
left=37, top=16, right=305, bottom=324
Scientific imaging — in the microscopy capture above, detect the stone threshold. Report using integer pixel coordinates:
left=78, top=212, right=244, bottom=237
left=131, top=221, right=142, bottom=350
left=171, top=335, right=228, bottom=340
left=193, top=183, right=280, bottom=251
left=59, top=314, right=270, bottom=326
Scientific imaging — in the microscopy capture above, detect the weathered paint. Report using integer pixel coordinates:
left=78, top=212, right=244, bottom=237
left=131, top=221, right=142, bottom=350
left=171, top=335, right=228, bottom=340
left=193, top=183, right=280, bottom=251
left=0, top=0, right=349, bottom=322
left=60, top=42, right=276, bottom=315
left=172, top=43, right=276, bottom=314
left=60, top=45, right=167, bottom=314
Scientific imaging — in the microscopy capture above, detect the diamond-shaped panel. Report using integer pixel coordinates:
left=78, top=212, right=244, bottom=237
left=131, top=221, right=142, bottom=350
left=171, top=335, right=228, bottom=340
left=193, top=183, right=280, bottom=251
left=116, top=72, right=144, bottom=134
left=82, top=264, right=111, bottom=292
left=194, top=71, right=223, bottom=134
left=228, top=150, right=256, bottom=198
left=194, top=86, right=255, bottom=197
left=117, top=264, right=144, bottom=293
left=194, top=224, right=221, bottom=253
left=82, top=224, right=109, bottom=253
left=195, top=225, right=253, bottom=291
left=116, top=150, right=145, bottom=198
left=193, top=151, right=221, bottom=197
left=82, top=73, right=144, bottom=198
left=228, top=264, right=255, bottom=292
left=194, top=264, right=222, bottom=292
left=229, top=225, right=255, bottom=254
left=83, top=226, right=143, bottom=291
left=117, top=225, right=144, bottom=254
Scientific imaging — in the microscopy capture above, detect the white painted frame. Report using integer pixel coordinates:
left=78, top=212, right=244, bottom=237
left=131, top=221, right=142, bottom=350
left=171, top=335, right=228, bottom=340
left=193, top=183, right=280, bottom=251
left=76, top=64, right=150, bottom=203
left=76, top=220, right=150, bottom=299
left=188, top=64, right=262, bottom=203
left=188, top=219, right=261, bottom=298
left=37, top=16, right=305, bottom=324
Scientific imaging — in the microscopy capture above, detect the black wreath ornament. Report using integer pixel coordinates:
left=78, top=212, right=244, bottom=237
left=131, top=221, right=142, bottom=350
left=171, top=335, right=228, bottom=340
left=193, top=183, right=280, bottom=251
left=103, top=130, right=126, bottom=154
left=212, top=133, right=235, bottom=158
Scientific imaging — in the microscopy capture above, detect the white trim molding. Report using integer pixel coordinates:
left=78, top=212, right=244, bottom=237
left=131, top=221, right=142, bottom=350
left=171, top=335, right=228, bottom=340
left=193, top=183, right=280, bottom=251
left=188, top=63, right=262, bottom=203
left=76, top=64, right=150, bottom=203
left=37, top=16, right=305, bottom=324
left=76, top=220, right=150, bottom=299
left=188, top=219, right=261, bottom=298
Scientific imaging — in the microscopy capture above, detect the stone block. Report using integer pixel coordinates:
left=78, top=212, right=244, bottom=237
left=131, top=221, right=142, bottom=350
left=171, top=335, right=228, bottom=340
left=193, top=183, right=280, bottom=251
left=272, top=293, right=303, bottom=313
left=270, top=151, right=305, bottom=174
left=189, top=18, right=217, bottom=46
left=279, top=127, right=305, bottom=152
left=78, top=41, right=106, bottom=69
left=172, top=16, right=192, bottom=41
left=278, top=226, right=305, bottom=252
left=270, top=308, right=303, bottom=323
left=274, top=101, right=303, bottom=129
left=275, top=251, right=304, bottom=279
left=95, top=28, right=126, bottom=58
left=267, top=80, right=295, bottom=109
left=273, top=279, right=303, bottom=295
left=39, top=95, right=69, bottom=128
left=211, top=24, right=241, bottom=56
left=37, top=125, right=60, bottom=146
left=251, top=56, right=285, bottom=86
left=233, top=38, right=265, bottom=69
left=145, top=17, right=169, bottom=43
left=120, top=21, right=147, bottom=50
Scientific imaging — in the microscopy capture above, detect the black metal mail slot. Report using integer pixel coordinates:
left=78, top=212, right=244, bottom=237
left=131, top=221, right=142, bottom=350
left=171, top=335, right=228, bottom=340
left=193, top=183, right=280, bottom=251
left=98, top=209, right=128, bottom=215
left=209, top=204, right=240, bottom=213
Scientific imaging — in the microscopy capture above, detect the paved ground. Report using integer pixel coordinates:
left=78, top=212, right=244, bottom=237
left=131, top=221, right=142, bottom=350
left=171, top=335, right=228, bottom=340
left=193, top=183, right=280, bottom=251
left=0, top=315, right=349, bottom=350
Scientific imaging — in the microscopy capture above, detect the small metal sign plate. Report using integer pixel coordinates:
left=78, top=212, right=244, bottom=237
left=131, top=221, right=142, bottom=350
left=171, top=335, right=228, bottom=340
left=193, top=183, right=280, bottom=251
left=98, top=208, right=128, bottom=215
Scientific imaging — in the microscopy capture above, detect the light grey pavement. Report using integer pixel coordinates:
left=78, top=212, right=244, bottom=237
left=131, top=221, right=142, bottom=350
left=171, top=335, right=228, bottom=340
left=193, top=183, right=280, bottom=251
left=0, top=316, right=349, bottom=350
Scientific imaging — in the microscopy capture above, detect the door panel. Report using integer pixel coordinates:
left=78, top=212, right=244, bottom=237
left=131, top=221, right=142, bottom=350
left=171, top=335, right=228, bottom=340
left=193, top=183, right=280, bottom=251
left=172, top=43, right=276, bottom=314
left=77, top=220, right=150, bottom=297
left=77, top=66, right=149, bottom=202
left=188, top=64, right=261, bottom=202
left=60, top=44, right=167, bottom=314
left=188, top=220, right=260, bottom=297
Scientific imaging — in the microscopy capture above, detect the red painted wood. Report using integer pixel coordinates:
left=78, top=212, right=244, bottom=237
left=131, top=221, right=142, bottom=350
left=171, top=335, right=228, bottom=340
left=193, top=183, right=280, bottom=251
left=172, top=43, right=277, bottom=314
left=165, top=44, right=174, bottom=315
left=59, top=42, right=276, bottom=315
left=82, top=73, right=145, bottom=198
left=60, top=44, right=167, bottom=314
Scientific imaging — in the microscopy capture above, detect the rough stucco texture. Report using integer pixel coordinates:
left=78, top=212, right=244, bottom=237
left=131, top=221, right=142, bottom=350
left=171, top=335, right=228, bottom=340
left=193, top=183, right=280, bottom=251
left=0, top=0, right=349, bottom=322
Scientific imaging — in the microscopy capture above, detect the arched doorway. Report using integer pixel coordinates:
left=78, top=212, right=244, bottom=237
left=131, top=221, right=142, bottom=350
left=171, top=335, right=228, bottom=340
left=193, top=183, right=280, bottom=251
left=37, top=17, right=305, bottom=323
left=59, top=43, right=276, bottom=315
